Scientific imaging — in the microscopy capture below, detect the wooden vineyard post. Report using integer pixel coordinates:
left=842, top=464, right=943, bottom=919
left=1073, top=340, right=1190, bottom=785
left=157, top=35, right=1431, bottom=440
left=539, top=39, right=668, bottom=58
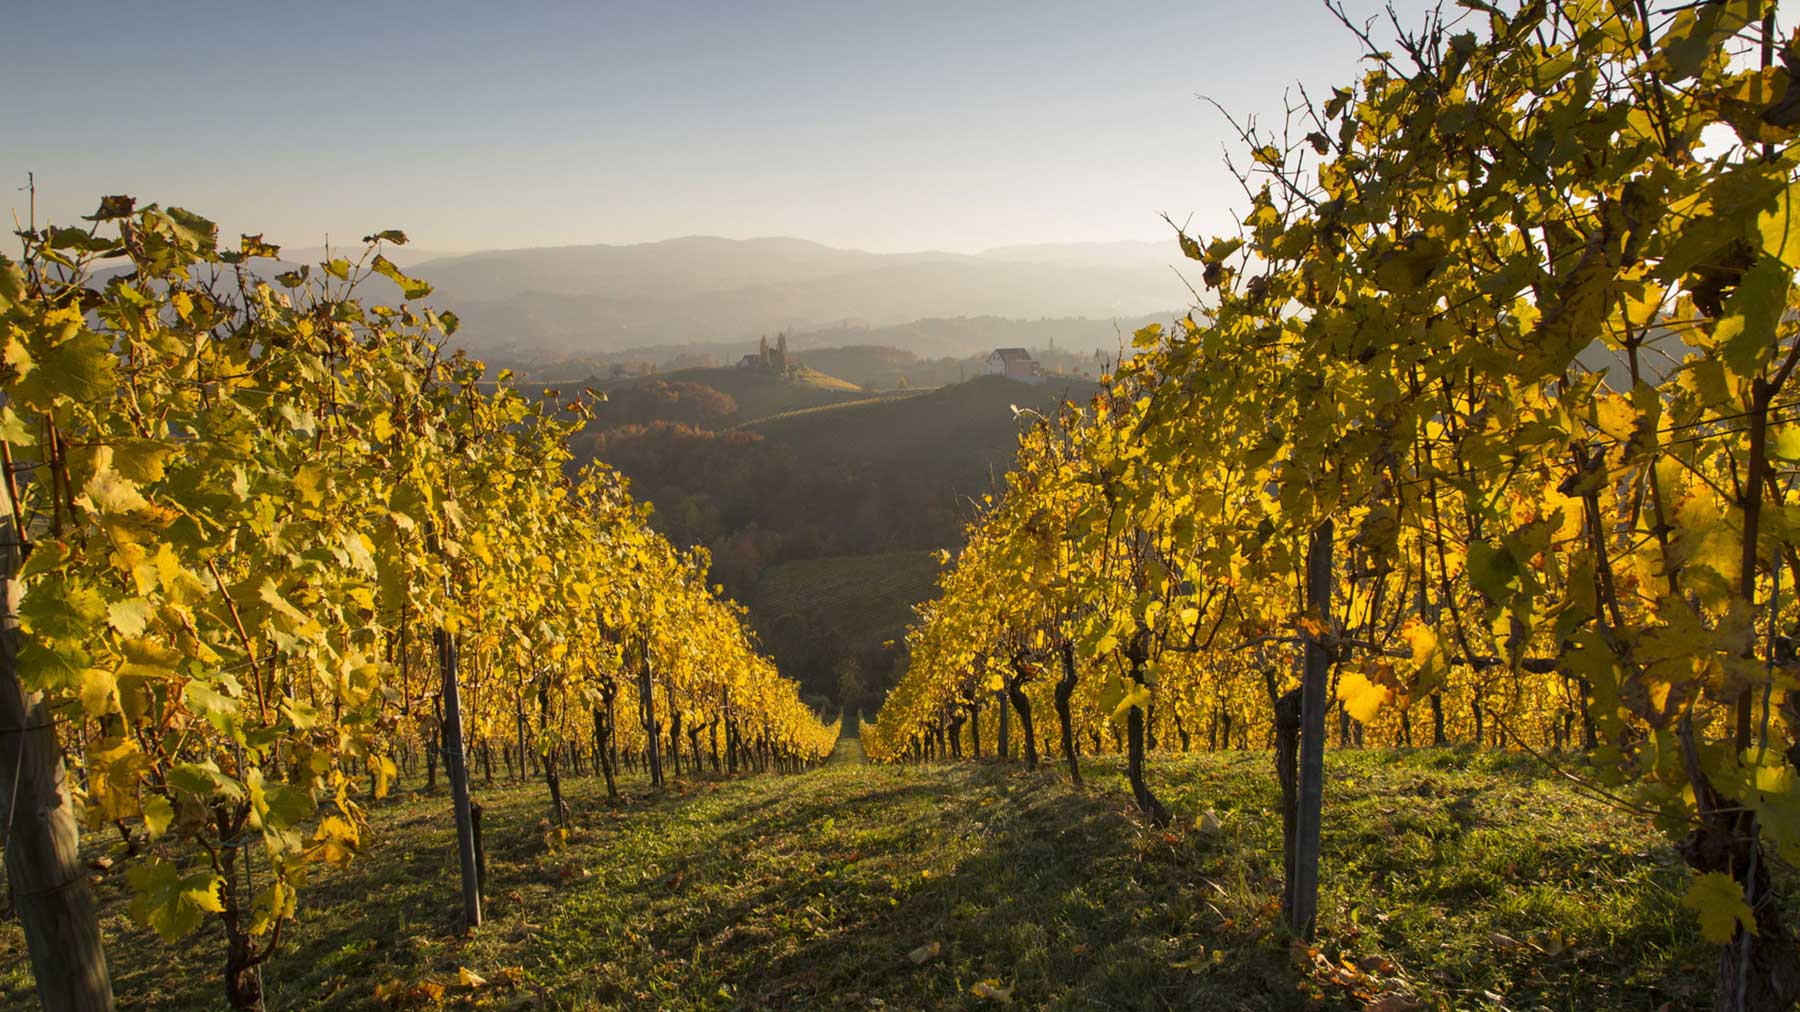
left=723, top=687, right=736, bottom=774
left=1290, top=519, right=1333, bottom=940
left=438, top=627, right=482, bottom=928
left=514, top=676, right=528, bottom=784
left=470, top=802, right=487, bottom=892
left=997, top=688, right=1010, bottom=760
left=0, top=466, right=115, bottom=1012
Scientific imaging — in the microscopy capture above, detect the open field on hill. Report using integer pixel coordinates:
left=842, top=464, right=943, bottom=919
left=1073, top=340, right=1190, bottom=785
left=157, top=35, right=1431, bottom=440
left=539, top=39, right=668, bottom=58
left=592, top=366, right=869, bottom=427
left=745, top=374, right=1097, bottom=468
left=727, top=389, right=930, bottom=431
left=5, top=748, right=1757, bottom=1012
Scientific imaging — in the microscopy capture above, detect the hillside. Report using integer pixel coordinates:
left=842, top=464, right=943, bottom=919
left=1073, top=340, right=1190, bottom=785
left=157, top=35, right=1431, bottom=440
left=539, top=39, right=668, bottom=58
left=25, top=749, right=1732, bottom=1011
left=747, top=373, right=1097, bottom=473
left=581, top=373, right=1094, bottom=701
left=747, top=551, right=942, bottom=712
left=588, top=364, right=875, bottom=430
left=788, top=346, right=927, bottom=389
left=587, top=374, right=1097, bottom=564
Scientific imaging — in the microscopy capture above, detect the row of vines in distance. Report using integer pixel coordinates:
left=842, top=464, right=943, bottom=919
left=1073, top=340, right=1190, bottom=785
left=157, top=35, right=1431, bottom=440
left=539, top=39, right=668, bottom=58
left=0, top=203, right=839, bottom=1011
left=867, top=1, right=1800, bottom=1007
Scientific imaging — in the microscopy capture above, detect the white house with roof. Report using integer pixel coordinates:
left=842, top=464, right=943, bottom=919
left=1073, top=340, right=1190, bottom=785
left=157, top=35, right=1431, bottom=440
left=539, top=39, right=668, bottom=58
left=985, top=348, right=1044, bottom=384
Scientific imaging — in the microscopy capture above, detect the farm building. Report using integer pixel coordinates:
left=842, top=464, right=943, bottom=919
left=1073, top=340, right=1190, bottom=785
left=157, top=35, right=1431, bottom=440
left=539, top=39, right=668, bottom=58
left=984, top=347, right=1044, bottom=384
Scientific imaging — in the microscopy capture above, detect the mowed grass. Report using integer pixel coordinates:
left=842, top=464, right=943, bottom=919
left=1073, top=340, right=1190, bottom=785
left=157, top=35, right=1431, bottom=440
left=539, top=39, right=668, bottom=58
left=0, top=745, right=1749, bottom=1012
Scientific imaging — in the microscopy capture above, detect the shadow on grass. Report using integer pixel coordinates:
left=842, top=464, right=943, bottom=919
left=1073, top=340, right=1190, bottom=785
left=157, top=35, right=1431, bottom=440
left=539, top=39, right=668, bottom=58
left=507, top=763, right=1309, bottom=1011
left=44, top=748, right=1730, bottom=1012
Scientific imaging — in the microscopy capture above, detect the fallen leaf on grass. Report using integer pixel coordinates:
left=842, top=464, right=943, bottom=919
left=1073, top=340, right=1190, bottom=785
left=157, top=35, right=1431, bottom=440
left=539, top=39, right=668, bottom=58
left=374, top=978, right=445, bottom=1008
left=971, top=980, right=1013, bottom=1003
left=1170, top=947, right=1222, bottom=972
left=908, top=941, right=941, bottom=965
left=458, top=967, right=486, bottom=988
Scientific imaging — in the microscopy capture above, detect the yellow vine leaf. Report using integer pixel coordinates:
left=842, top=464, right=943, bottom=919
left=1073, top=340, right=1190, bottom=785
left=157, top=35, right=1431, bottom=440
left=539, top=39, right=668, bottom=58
left=1682, top=872, right=1755, bottom=944
left=1336, top=670, right=1392, bottom=724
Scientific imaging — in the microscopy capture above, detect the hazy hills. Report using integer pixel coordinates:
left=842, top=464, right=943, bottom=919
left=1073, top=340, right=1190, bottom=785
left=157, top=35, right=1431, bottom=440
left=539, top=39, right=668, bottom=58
left=275, top=244, right=457, bottom=269
left=407, top=236, right=1187, bottom=360
left=507, top=315, right=1158, bottom=382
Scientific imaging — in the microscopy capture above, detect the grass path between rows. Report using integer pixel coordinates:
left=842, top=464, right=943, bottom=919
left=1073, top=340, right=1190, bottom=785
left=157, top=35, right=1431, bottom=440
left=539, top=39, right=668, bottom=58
left=1, top=744, right=1759, bottom=1011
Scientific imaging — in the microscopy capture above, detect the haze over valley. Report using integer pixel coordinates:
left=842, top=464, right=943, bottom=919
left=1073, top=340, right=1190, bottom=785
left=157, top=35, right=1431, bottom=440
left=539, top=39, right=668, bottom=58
left=425, top=234, right=1183, bottom=712
left=413, top=235, right=1185, bottom=364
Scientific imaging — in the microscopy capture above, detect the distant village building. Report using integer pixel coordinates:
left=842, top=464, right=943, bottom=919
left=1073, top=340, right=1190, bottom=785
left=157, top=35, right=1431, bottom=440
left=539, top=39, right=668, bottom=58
left=985, top=347, right=1044, bottom=384
left=738, top=333, right=791, bottom=374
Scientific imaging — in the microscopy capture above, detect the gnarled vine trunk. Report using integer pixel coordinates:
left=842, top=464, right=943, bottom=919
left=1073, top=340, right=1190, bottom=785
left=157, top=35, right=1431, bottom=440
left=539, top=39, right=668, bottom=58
left=538, top=681, right=568, bottom=826
left=593, top=697, right=618, bottom=802
left=1054, top=641, right=1082, bottom=785
left=1122, top=627, right=1169, bottom=825
left=1125, top=696, right=1169, bottom=826
left=1006, top=652, right=1038, bottom=771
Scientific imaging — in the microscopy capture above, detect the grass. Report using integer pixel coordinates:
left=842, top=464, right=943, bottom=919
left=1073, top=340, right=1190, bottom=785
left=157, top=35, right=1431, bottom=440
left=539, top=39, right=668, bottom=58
left=596, top=366, right=871, bottom=427
left=0, top=745, right=1744, bottom=1012
left=730, top=389, right=928, bottom=431
left=745, top=374, right=1098, bottom=467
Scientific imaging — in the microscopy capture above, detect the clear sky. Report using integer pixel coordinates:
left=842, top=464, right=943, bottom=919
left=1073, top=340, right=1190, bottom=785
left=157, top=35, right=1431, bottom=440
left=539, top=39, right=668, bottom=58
left=5, top=0, right=1410, bottom=254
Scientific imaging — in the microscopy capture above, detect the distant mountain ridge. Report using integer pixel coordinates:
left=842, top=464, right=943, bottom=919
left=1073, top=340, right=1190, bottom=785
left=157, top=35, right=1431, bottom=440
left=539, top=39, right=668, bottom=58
left=406, top=235, right=1187, bottom=361
left=276, top=245, right=458, bottom=269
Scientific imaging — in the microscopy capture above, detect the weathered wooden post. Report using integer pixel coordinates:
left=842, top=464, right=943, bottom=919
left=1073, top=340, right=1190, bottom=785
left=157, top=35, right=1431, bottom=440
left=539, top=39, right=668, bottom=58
left=1290, top=520, right=1333, bottom=940
left=0, top=473, right=114, bottom=1011
left=438, top=627, right=482, bottom=928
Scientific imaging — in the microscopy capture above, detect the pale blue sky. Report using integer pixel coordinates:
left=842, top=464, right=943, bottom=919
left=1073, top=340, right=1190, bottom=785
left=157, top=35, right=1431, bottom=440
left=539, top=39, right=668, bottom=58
left=5, top=0, right=1409, bottom=253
